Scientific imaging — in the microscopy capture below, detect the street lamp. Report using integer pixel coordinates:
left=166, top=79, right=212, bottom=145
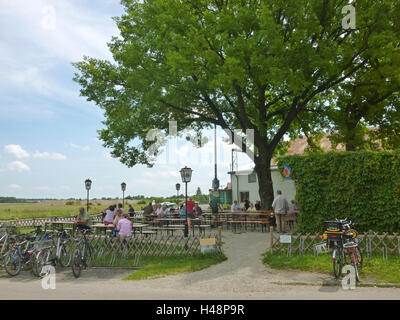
left=121, top=182, right=126, bottom=208
left=180, top=166, right=193, bottom=237
left=84, top=179, right=92, bottom=212
left=175, top=183, right=181, bottom=198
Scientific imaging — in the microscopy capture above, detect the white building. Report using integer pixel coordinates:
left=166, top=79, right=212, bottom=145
left=230, top=167, right=296, bottom=205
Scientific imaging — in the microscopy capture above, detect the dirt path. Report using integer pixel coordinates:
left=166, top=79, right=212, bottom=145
left=0, top=231, right=399, bottom=299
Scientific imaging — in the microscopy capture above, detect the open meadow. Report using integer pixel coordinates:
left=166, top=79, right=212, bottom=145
left=0, top=199, right=142, bottom=220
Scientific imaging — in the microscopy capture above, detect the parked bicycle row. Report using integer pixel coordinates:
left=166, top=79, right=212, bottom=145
left=0, top=224, right=94, bottom=279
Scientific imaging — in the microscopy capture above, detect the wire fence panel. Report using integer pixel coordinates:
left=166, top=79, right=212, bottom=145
left=270, top=231, right=400, bottom=256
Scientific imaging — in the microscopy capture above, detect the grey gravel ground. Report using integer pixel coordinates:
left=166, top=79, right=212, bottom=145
left=0, top=231, right=399, bottom=300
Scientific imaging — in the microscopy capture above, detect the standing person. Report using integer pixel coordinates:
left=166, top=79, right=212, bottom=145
left=186, top=197, right=196, bottom=229
left=231, top=200, right=239, bottom=212
left=255, top=200, right=261, bottom=211
left=128, top=204, right=135, bottom=217
left=272, top=190, right=289, bottom=233
left=209, top=196, right=222, bottom=228
left=104, top=205, right=116, bottom=225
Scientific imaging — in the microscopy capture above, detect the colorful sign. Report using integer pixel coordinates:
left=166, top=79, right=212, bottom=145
left=283, top=164, right=292, bottom=180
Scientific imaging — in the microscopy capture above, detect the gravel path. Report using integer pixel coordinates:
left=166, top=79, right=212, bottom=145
left=0, top=231, right=399, bottom=299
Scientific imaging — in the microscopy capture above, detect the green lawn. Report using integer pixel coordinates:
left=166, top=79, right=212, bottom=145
left=263, top=251, right=400, bottom=284
left=124, top=253, right=227, bottom=280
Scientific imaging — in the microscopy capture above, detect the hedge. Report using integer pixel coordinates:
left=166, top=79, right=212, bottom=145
left=277, top=151, right=400, bottom=234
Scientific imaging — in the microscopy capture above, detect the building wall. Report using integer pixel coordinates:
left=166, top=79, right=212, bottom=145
left=231, top=168, right=296, bottom=205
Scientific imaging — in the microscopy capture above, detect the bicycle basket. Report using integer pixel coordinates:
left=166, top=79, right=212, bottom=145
left=324, top=221, right=344, bottom=231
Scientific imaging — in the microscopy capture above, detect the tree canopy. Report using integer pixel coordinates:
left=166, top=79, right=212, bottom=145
left=73, top=0, right=400, bottom=208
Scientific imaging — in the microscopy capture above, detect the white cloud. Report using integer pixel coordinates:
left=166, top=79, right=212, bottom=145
left=9, top=184, right=22, bottom=190
left=33, top=151, right=67, bottom=160
left=7, top=161, right=30, bottom=172
left=70, top=143, right=90, bottom=152
left=4, top=144, right=30, bottom=159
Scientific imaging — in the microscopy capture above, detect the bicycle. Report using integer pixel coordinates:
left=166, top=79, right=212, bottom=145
left=0, top=226, right=18, bottom=261
left=324, top=218, right=363, bottom=281
left=71, top=227, right=94, bottom=278
left=44, top=228, right=74, bottom=268
left=3, top=232, right=39, bottom=277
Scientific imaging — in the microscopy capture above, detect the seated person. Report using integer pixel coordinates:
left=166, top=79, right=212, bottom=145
left=160, top=205, right=170, bottom=217
left=255, top=200, right=261, bottom=211
left=247, top=202, right=257, bottom=212
left=74, top=207, right=92, bottom=236
left=155, top=204, right=163, bottom=216
left=142, top=202, right=154, bottom=216
left=103, top=205, right=116, bottom=225
left=231, top=200, right=239, bottom=212
left=112, top=209, right=123, bottom=237
left=194, top=202, right=203, bottom=218
left=116, top=213, right=132, bottom=240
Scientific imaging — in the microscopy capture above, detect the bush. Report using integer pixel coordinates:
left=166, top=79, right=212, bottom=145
left=278, top=151, right=400, bottom=234
left=137, top=199, right=147, bottom=205
left=65, top=201, right=74, bottom=206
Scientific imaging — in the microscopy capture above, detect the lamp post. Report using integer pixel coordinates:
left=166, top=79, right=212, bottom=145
left=180, top=166, right=193, bottom=237
left=175, top=183, right=181, bottom=198
left=121, top=182, right=126, bottom=208
left=84, top=179, right=92, bottom=212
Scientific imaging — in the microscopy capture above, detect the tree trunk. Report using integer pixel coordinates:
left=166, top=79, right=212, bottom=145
left=254, top=154, right=275, bottom=210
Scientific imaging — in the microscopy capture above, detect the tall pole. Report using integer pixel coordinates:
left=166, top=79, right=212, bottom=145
left=184, top=182, right=188, bottom=237
left=86, top=189, right=89, bottom=213
left=122, top=190, right=125, bottom=208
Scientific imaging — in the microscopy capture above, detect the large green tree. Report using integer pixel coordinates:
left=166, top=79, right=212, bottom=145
left=73, top=0, right=399, bottom=209
left=328, top=55, right=400, bottom=151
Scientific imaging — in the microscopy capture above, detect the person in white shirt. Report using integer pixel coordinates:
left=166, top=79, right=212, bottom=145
left=104, top=205, right=116, bottom=225
left=272, top=190, right=289, bottom=233
left=155, top=204, right=163, bottom=216
left=231, top=200, right=239, bottom=212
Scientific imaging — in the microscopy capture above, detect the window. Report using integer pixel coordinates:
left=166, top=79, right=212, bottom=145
left=240, top=192, right=249, bottom=202
left=248, top=172, right=257, bottom=183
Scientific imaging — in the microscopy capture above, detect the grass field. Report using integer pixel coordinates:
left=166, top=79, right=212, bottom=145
left=0, top=199, right=142, bottom=220
left=124, top=253, right=227, bottom=280
left=263, top=252, right=400, bottom=284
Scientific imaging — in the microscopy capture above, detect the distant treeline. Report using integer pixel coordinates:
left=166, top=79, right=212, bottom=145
left=0, top=197, right=32, bottom=203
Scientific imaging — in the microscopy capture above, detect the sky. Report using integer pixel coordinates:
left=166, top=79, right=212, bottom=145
left=0, top=0, right=254, bottom=199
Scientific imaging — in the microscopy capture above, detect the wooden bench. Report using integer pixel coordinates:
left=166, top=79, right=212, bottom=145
left=227, top=219, right=270, bottom=232
left=148, top=226, right=185, bottom=235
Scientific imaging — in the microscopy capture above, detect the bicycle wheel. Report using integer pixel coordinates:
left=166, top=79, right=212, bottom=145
left=33, top=249, right=51, bottom=277
left=332, top=247, right=342, bottom=279
left=71, top=248, right=81, bottom=278
left=85, top=244, right=94, bottom=268
left=355, top=246, right=363, bottom=270
left=344, top=248, right=362, bottom=282
left=4, top=251, right=22, bottom=276
left=59, top=242, right=72, bottom=267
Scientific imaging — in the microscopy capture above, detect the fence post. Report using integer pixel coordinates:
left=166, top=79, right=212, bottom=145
left=269, top=226, right=274, bottom=253
left=218, top=226, right=222, bottom=248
